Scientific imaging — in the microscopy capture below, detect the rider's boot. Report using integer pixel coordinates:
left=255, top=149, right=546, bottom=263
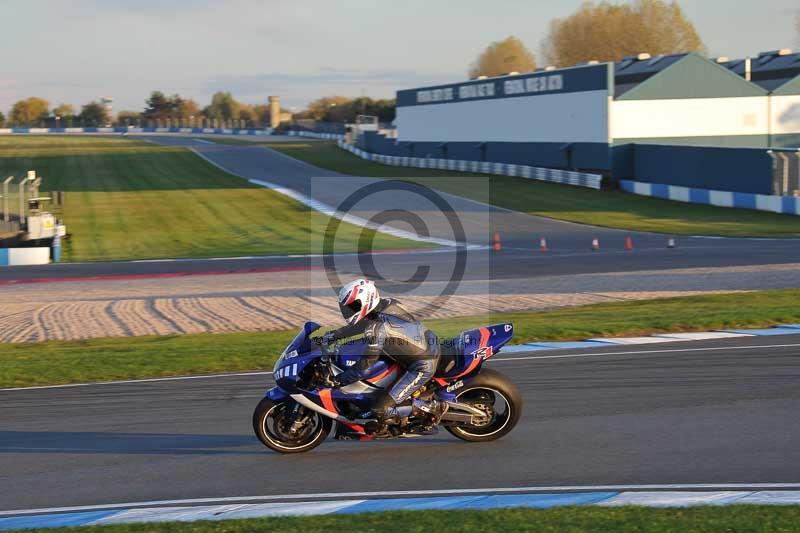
left=360, top=392, right=398, bottom=433
left=412, top=398, right=447, bottom=422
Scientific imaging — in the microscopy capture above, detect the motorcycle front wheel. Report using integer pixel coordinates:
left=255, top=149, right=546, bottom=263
left=253, top=397, right=332, bottom=454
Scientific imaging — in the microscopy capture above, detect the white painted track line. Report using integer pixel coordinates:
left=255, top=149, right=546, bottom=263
left=4, top=484, right=800, bottom=516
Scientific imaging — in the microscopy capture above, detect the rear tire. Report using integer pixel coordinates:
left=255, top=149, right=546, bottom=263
left=445, top=368, right=522, bottom=442
left=253, top=397, right=331, bottom=454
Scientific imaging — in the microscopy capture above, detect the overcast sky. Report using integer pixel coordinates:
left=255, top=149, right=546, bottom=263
left=0, top=0, right=797, bottom=114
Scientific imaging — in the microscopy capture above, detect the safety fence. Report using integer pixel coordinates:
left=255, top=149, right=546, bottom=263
left=0, top=127, right=272, bottom=136
left=620, top=179, right=800, bottom=216
left=336, top=139, right=604, bottom=189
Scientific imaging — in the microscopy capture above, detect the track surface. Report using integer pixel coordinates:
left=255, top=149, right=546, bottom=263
left=3, top=135, right=800, bottom=283
left=2, top=334, right=799, bottom=511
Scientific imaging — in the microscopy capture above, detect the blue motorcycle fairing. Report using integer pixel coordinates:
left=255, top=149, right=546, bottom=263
left=437, top=323, right=513, bottom=380
left=266, top=386, right=290, bottom=402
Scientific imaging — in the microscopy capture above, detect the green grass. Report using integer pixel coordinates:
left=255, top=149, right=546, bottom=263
left=31, top=506, right=800, bottom=532
left=0, top=136, right=429, bottom=261
left=266, top=141, right=800, bottom=237
left=3, top=288, right=800, bottom=388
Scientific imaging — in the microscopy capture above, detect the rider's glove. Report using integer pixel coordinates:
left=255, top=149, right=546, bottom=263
left=320, top=332, right=336, bottom=346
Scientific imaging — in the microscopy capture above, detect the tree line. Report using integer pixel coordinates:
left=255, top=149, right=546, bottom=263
left=0, top=92, right=276, bottom=129
left=0, top=90, right=397, bottom=129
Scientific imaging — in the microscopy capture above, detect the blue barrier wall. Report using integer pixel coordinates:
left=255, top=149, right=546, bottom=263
left=612, top=143, right=773, bottom=195
left=360, top=132, right=611, bottom=171
left=0, top=127, right=271, bottom=136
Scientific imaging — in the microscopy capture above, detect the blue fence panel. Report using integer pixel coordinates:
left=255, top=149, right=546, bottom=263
left=627, top=144, right=773, bottom=195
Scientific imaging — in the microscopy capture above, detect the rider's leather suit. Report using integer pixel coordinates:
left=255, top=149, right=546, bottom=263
left=326, top=298, right=440, bottom=409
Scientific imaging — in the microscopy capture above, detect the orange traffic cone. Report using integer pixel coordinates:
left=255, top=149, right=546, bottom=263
left=539, top=237, right=548, bottom=252
left=625, top=236, right=633, bottom=251
left=591, top=238, right=600, bottom=251
left=493, top=232, right=502, bottom=252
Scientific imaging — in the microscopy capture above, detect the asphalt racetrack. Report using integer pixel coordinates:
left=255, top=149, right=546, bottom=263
left=2, top=334, right=799, bottom=512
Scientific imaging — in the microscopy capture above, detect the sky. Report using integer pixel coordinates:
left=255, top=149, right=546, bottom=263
left=0, top=0, right=797, bottom=114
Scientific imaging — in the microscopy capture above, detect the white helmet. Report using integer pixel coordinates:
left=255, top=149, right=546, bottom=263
left=338, top=279, right=380, bottom=325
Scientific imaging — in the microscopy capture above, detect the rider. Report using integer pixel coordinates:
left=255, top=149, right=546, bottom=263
left=321, top=279, right=443, bottom=425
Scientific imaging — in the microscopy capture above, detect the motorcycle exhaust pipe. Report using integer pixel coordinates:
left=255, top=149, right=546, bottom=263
left=439, top=411, right=474, bottom=423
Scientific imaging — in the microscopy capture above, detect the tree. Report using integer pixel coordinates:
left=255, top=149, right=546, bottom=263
left=116, top=110, right=141, bottom=126
left=468, top=36, right=536, bottom=78
left=299, top=95, right=395, bottom=123
left=304, top=96, right=351, bottom=121
left=79, top=101, right=109, bottom=126
left=203, top=91, right=240, bottom=121
left=10, top=97, right=50, bottom=126
left=237, top=103, right=256, bottom=126
left=541, top=0, right=705, bottom=67
left=53, top=103, right=74, bottom=118
left=253, top=104, right=270, bottom=127
left=51, top=103, right=75, bottom=127
left=142, top=91, right=174, bottom=120
left=175, top=98, right=200, bottom=120
left=0, top=111, right=5, bottom=128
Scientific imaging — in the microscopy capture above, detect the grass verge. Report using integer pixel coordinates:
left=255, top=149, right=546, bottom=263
left=0, top=136, right=429, bottom=261
left=28, top=506, right=800, bottom=532
left=3, top=288, right=799, bottom=388
left=265, top=141, right=800, bottom=237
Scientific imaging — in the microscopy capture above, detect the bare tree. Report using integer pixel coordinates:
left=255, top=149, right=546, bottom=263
left=542, top=0, right=705, bottom=68
left=469, top=36, right=536, bottom=79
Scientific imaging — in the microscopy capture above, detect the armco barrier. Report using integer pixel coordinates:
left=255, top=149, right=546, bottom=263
left=287, top=130, right=346, bottom=140
left=336, top=140, right=603, bottom=189
left=0, top=127, right=272, bottom=136
left=620, top=179, right=800, bottom=216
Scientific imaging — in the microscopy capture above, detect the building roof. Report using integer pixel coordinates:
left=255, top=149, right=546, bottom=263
left=613, top=52, right=766, bottom=100
left=614, top=53, right=688, bottom=97
left=720, top=50, right=800, bottom=92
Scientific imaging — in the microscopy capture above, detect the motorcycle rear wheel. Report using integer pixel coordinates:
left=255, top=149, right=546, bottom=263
left=445, top=368, right=522, bottom=442
left=253, top=397, right=332, bottom=454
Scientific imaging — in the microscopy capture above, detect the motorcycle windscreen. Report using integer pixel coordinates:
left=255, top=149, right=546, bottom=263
left=284, top=321, right=323, bottom=355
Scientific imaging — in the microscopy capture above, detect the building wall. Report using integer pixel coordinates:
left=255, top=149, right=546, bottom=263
left=395, top=64, right=612, bottom=145
left=611, top=97, right=770, bottom=147
left=770, top=94, right=800, bottom=147
left=397, top=90, right=610, bottom=144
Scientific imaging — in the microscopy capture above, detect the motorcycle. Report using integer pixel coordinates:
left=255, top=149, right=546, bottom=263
left=253, top=321, right=522, bottom=453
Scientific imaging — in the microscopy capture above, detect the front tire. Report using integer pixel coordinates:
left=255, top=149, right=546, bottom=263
left=445, top=368, right=522, bottom=442
left=253, top=397, right=331, bottom=454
